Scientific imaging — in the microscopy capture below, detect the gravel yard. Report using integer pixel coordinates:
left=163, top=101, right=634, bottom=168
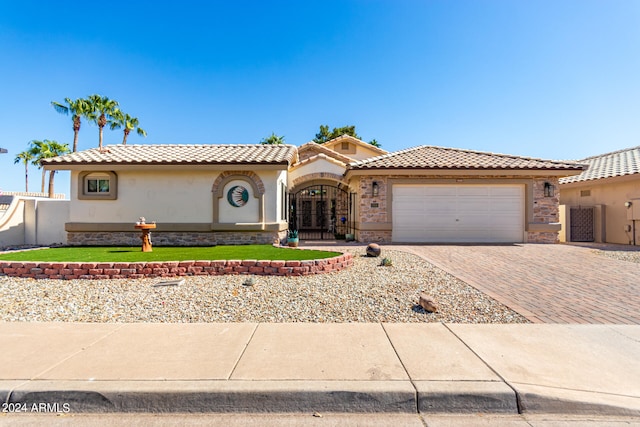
left=592, top=248, right=640, bottom=263
left=0, top=248, right=528, bottom=323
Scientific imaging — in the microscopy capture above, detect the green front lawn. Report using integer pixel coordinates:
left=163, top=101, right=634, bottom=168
left=0, top=245, right=340, bottom=263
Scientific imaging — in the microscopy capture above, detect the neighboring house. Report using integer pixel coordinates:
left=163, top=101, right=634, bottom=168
left=559, top=146, right=640, bottom=245
left=42, top=135, right=584, bottom=245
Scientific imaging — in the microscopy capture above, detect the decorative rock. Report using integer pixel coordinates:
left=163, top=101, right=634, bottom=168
left=153, top=279, right=184, bottom=287
left=366, top=243, right=381, bottom=257
left=243, top=276, right=257, bottom=286
left=419, top=293, right=438, bottom=313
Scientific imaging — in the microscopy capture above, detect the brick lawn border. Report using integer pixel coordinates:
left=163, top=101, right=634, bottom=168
left=0, top=250, right=353, bottom=280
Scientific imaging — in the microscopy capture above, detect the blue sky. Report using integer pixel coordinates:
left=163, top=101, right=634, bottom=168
left=1, top=0, right=639, bottom=195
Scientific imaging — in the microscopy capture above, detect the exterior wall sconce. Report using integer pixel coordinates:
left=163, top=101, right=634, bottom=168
left=625, top=201, right=633, bottom=208
left=543, top=182, right=555, bottom=197
left=372, top=181, right=379, bottom=197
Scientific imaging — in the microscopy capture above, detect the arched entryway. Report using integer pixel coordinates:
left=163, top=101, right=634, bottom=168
left=289, top=184, right=354, bottom=240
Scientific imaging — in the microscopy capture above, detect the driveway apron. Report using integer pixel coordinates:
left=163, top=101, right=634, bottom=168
left=397, top=244, right=640, bottom=324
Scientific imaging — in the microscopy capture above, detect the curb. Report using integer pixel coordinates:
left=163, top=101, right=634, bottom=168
left=415, top=381, right=518, bottom=413
left=5, top=381, right=416, bottom=414
left=4, top=381, right=640, bottom=416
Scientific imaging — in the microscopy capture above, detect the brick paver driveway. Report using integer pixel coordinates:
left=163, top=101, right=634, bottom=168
left=397, top=244, right=640, bottom=324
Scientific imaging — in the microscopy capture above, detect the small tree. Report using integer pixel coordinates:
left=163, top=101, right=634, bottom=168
left=110, top=109, right=147, bottom=144
left=313, top=125, right=360, bottom=144
left=260, top=133, right=285, bottom=145
left=13, top=150, right=34, bottom=192
left=312, top=125, right=380, bottom=147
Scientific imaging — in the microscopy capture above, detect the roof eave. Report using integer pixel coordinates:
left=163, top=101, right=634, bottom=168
left=346, top=167, right=585, bottom=177
left=43, top=161, right=292, bottom=170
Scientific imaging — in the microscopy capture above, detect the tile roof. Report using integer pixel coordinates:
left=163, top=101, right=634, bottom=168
left=559, top=146, right=640, bottom=184
left=349, top=145, right=585, bottom=171
left=41, top=144, right=297, bottom=166
left=296, top=142, right=354, bottom=164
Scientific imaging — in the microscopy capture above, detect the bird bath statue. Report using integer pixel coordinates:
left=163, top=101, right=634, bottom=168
left=134, top=217, right=156, bottom=252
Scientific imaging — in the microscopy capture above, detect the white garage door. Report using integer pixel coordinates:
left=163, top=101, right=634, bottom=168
left=392, top=184, right=524, bottom=243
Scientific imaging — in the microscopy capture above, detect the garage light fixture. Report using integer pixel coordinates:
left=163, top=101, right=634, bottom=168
left=625, top=201, right=633, bottom=208
left=372, top=181, right=379, bottom=197
left=543, top=182, right=554, bottom=197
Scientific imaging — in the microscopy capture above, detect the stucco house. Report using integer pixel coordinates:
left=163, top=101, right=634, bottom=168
left=42, top=135, right=584, bottom=245
left=559, top=146, right=640, bottom=245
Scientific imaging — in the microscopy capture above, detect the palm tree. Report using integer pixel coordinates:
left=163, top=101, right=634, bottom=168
left=29, top=140, right=47, bottom=193
left=87, top=94, right=119, bottom=151
left=369, top=139, right=382, bottom=148
left=13, top=150, right=34, bottom=192
left=29, top=140, right=70, bottom=197
left=51, top=97, right=93, bottom=152
left=110, top=109, right=147, bottom=144
left=260, top=133, right=285, bottom=145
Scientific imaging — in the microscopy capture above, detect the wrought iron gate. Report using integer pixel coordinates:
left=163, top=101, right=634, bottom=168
left=570, top=206, right=594, bottom=242
left=289, top=185, right=353, bottom=240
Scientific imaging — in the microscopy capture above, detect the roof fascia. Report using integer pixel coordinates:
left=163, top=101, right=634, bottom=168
left=345, top=168, right=585, bottom=178
left=43, top=163, right=289, bottom=172
left=560, top=171, right=640, bottom=188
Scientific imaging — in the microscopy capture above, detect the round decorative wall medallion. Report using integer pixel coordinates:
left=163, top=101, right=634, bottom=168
left=227, top=185, right=249, bottom=207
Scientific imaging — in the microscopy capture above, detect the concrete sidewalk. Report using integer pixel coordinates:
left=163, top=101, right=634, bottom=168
left=1, top=323, right=639, bottom=416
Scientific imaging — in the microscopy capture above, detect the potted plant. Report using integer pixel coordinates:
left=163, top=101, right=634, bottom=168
left=287, top=229, right=299, bottom=247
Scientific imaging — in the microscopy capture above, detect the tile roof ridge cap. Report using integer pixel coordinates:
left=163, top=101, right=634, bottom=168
left=579, top=145, right=640, bottom=161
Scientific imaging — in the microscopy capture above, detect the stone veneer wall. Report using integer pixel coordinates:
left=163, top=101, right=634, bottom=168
left=356, top=175, right=562, bottom=244
left=529, top=176, right=560, bottom=243
left=0, top=252, right=353, bottom=280
left=67, top=230, right=286, bottom=246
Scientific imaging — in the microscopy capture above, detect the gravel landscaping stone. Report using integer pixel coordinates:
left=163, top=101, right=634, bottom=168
left=592, top=249, right=640, bottom=264
left=0, top=248, right=529, bottom=323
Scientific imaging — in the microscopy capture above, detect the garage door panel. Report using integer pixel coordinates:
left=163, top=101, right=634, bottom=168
left=392, top=184, right=524, bottom=243
left=489, top=186, right=522, bottom=197
left=457, top=186, right=490, bottom=196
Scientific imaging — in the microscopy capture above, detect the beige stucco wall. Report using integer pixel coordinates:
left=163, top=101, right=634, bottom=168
left=69, top=169, right=283, bottom=225
left=0, top=197, right=69, bottom=246
left=324, top=141, right=384, bottom=161
left=559, top=175, right=640, bottom=244
left=0, top=198, right=26, bottom=246
left=34, top=199, right=69, bottom=245
left=218, top=178, right=260, bottom=223
left=70, top=170, right=213, bottom=223
left=288, top=157, right=346, bottom=187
